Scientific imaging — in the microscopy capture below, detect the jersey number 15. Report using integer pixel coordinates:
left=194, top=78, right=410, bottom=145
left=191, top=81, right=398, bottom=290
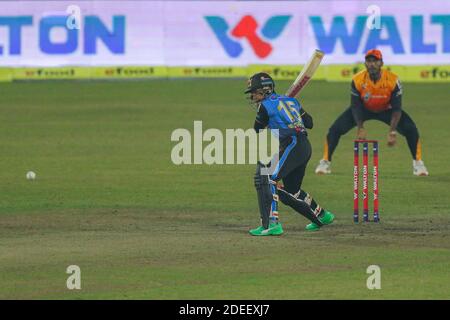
left=277, top=100, right=301, bottom=123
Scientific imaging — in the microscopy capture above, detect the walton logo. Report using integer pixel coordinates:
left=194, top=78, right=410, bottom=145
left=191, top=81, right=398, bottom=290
left=205, top=15, right=291, bottom=58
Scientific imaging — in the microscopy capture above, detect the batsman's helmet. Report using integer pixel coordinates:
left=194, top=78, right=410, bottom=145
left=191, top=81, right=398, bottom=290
left=244, top=72, right=275, bottom=95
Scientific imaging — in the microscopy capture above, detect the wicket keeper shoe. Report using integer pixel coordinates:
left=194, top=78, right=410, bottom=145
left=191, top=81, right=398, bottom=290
left=413, top=160, right=429, bottom=176
left=305, top=211, right=335, bottom=231
left=315, top=159, right=331, bottom=175
left=249, top=222, right=284, bottom=236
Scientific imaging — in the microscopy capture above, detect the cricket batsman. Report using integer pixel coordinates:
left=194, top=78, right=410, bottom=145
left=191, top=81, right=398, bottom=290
left=315, top=49, right=429, bottom=176
left=245, top=73, right=335, bottom=236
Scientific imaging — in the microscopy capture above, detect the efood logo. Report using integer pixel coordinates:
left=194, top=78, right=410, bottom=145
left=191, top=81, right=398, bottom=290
left=205, top=15, right=291, bottom=58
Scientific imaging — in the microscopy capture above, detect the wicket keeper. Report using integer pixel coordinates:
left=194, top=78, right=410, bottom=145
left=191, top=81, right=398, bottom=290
left=315, top=49, right=429, bottom=176
left=245, top=73, right=334, bottom=236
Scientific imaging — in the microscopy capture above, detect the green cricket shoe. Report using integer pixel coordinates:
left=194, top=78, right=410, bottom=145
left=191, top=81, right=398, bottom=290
left=249, top=222, right=284, bottom=236
left=249, top=225, right=265, bottom=235
left=305, top=211, right=335, bottom=231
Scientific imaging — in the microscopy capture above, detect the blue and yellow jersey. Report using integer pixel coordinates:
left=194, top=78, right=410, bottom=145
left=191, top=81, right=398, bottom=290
left=254, top=93, right=307, bottom=140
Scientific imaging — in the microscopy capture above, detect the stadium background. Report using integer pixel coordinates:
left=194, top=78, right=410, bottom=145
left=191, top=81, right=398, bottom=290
left=0, top=0, right=449, bottom=82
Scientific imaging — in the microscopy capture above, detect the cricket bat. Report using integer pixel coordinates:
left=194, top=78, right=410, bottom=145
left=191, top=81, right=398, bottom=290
left=285, top=49, right=324, bottom=98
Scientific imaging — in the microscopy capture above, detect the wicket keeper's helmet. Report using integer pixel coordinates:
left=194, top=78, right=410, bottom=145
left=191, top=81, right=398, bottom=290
left=244, top=72, right=275, bottom=95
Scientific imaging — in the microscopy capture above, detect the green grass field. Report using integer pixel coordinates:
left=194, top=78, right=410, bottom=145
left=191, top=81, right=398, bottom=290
left=0, top=79, right=449, bottom=299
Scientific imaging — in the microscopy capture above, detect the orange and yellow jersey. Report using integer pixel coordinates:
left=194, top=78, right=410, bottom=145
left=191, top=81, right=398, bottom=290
left=351, top=69, right=402, bottom=113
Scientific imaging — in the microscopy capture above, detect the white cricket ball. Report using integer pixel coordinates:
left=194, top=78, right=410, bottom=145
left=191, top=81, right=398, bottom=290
left=26, top=171, right=36, bottom=180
